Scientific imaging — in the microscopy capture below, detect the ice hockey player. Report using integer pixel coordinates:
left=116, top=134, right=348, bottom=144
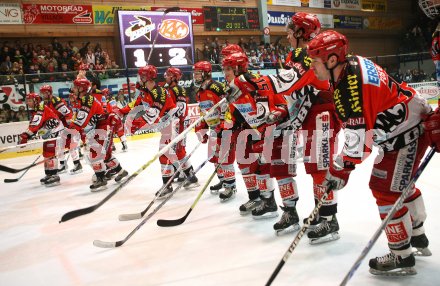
left=119, top=65, right=178, bottom=198
left=39, top=84, right=82, bottom=174
left=308, top=30, right=439, bottom=275
left=69, top=78, right=128, bottom=191
left=282, top=13, right=342, bottom=241
left=164, top=67, right=199, bottom=188
left=222, top=52, right=284, bottom=219
left=18, top=93, right=64, bottom=186
left=193, top=61, right=237, bottom=201
left=101, top=88, right=128, bottom=152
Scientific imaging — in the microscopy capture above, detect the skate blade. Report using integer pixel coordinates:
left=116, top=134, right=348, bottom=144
left=309, top=232, right=340, bottom=245
left=58, top=170, right=67, bottom=174
left=369, top=267, right=417, bottom=276
left=275, top=223, right=300, bottom=236
left=69, top=169, right=83, bottom=175
left=90, top=185, right=107, bottom=192
left=44, top=181, right=61, bottom=187
left=210, top=189, right=220, bottom=195
left=413, top=247, right=432, bottom=256
left=156, top=194, right=172, bottom=201
left=252, top=211, right=279, bottom=220
left=240, top=210, right=252, bottom=216
left=184, top=182, right=200, bottom=189
left=220, top=193, right=236, bottom=202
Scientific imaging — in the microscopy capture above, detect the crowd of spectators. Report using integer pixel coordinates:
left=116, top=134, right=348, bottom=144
left=0, top=38, right=119, bottom=84
left=389, top=68, right=434, bottom=83
left=0, top=104, right=28, bottom=123
left=198, top=36, right=290, bottom=70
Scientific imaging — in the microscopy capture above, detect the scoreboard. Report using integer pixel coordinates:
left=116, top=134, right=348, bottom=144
left=203, top=6, right=260, bottom=31
left=116, top=10, right=195, bottom=68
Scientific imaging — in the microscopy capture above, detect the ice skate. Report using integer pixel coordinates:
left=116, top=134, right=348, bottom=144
left=114, top=169, right=128, bottom=183
left=303, top=216, right=323, bottom=232
left=239, top=199, right=262, bottom=215
left=104, top=168, right=118, bottom=180
left=252, top=194, right=278, bottom=219
left=411, top=233, right=432, bottom=256
left=58, top=162, right=67, bottom=174
left=90, top=175, right=107, bottom=192
left=307, top=214, right=340, bottom=244
left=274, top=206, right=300, bottom=236
left=44, top=175, right=60, bottom=187
left=121, top=141, right=128, bottom=152
left=219, top=185, right=236, bottom=202
left=183, top=175, right=200, bottom=189
left=156, top=185, right=173, bottom=200
left=69, top=161, right=83, bottom=175
left=210, top=180, right=223, bottom=194
left=112, top=145, right=116, bottom=151
left=369, top=252, right=417, bottom=276
left=40, top=175, right=51, bottom=185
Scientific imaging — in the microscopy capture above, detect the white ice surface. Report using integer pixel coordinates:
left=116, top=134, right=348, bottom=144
left=0, top=133, right=439, bottom=286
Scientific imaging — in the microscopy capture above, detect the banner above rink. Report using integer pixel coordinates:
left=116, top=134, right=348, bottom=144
left=269, top=0, right=361, bottom=10
left=22, top=4, right=93, bottom=24
left=0, top=3, right=23, bottom=24
left=93, top=5, right=150, bottom=25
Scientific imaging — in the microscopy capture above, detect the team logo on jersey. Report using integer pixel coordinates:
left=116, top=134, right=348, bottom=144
left=125, top=16, right=154, bottom=42
left=359, top=57, right=380, bottom=87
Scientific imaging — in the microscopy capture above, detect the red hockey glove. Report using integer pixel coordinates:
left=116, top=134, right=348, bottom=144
left=18, top=133, right=29, bottom=145
left=196, top=131, right=209, bottom=144
left=423, top=110, right=440, bottom=152
left=324, top=159, right=356, bottom=191
left=266, top=106, right=288, bottom=125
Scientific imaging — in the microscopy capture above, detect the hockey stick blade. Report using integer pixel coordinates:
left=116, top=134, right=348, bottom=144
left=157, top=209, right=192, bottom=227
left=118, top=212, right=143, bottom=221
left=118, top=141, right=203, bottom=221
left=93, top=240, right=120, bottom=248
left=59, top=206, right=96, bottom=223
left=4, top=178, right=19, bottom=183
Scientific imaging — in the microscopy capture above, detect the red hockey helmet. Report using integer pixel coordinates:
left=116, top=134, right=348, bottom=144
left=39, top=84, right=53, bottom=95
left=220, top=44, right=244, bottom=57
left=287, top=12, right=321, bottom=41
left=138, top=65, right=157, bottom=81
left=308, top=30, right=348, bottom=63
left=26, top=92, right=41, bottom=104
left=73, top=78, right=91, bottom=94
left=165, top=67, right=183, bottom=81
left=193, top=61, right=212, bottom=86
left=193, top=61, right=212, bottom=73
left=419, top=0, right=440, bottom=19
left=222, top=52, right=249, bottom=73
left=101, top=88, right=111, bottom=98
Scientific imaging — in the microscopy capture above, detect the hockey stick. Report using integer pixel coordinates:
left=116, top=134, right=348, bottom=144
left=4, top=155, right=42, bottom=183
left=118, top=140, right=203, bottom=221
left=146, top=6, right=180, bottom=65
left=93, top=157, right=209, bottom=248
left=156, top=150, right=229, bottom=227
left=0, top=137, right=61, bottom=154
left=339, top=147, right=436, bottom=286
left=59, top=98, right=226, bottom=223
left=265, top=184, right=335, bottom=286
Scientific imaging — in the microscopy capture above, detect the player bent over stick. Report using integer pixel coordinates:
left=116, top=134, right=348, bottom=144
left=308, top=30, right=440, bottom=276
left=66, top=78, right=128, bottom=192
left=18, top=93, right=64, bottom=187
left=193, top=61, right=238, bottom=202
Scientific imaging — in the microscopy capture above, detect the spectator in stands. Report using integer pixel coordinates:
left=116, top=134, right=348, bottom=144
left=116, top=89, right=128, bottom=109
left=404, top=69, right=413, bottom=82
left=57, top=63, right=74, bottom=81
left=52, top=38, right=63, bottom=54
left=249, top=50, right=262, bottom=69
left=0, top=107, right=7, bottom=123
left=85, top=49, right=95, bottom=66
left=16, top=105, right=28, bottom=121
left=1, top=104, right=16, bottom=123
left=59, top=50, right=74, bottom=71
left=0, top=55, right=12, bottom=75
